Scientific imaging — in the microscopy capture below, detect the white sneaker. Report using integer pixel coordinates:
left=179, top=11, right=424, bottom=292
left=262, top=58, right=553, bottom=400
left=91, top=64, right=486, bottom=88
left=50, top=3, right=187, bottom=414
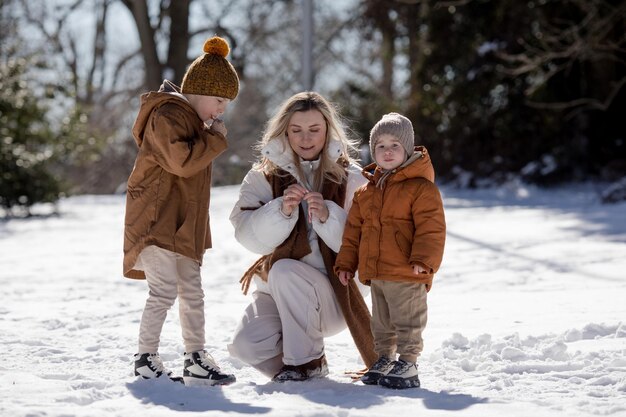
left=134, top=353, right=173, bottom=379
left=379, top=359, right=420, bottom=389
left=183, top=350, right=236, bottom=386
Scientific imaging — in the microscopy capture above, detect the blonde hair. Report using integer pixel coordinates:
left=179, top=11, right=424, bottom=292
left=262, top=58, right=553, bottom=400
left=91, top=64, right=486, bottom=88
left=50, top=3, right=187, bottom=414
left=254, top=91, right=360, bottom=190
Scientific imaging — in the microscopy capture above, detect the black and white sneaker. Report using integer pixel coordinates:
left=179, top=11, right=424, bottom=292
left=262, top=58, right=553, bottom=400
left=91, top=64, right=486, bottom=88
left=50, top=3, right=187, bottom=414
left=134, top=353, right=174, bottom=379
left=379, top=359, right=421, bottom=389
left=183, top=350, right=236, bottom=386
left=361, top=355, right=394, bottom=385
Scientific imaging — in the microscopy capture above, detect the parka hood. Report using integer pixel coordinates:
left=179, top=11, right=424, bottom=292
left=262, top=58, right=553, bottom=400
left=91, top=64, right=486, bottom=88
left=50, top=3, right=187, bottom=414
left=131, top=80, right=194, bottom=147
left=362, top=145, right=435, bottom=185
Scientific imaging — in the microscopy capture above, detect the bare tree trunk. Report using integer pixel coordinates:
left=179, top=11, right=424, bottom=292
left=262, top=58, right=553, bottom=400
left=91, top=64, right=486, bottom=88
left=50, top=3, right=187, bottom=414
left=405, top=0, right=430, bottom=121
left=121, top=0, right=162, bottom=90
left=362, top=0, right=398, bottom=100
left=166, top=0, right=190, bottom=85
left=85, top=0, right=108, bottom=105
left=379, top=11, right=396, bottom=100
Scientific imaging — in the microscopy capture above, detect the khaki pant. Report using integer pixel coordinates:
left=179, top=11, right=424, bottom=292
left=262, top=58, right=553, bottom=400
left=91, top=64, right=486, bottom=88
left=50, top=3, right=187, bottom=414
left=370, top=280, right=427, bottom=363
left=228, top=259, right=346, bottom=377
left=136, top=245, right=205, bottom=354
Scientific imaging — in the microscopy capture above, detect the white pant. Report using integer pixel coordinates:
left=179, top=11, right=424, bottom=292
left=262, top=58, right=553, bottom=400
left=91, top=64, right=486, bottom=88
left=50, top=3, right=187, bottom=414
left=228, top=259, right=346, bottom=375
left=136, top=245, right=205, bottom=354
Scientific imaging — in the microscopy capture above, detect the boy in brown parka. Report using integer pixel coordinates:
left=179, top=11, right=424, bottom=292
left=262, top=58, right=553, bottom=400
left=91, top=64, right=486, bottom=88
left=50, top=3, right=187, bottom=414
left=335, top=113, right=446, bottom=389
left=123, top=36, right=238, bottom=386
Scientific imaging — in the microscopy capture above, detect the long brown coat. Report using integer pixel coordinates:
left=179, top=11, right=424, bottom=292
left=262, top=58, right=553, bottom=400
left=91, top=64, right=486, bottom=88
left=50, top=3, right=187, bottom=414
left=123, top=81, right=227, bottom=279
left=335, top=146, right=446, bottom=290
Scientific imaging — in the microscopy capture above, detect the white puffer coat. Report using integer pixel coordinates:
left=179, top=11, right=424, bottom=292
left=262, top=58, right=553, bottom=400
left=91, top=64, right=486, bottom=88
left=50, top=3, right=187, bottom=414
left=229, top=137, right=368, bottom=288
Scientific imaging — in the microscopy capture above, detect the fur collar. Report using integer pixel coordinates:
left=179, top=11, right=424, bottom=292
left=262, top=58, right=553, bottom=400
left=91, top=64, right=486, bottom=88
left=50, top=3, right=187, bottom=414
left=261, top=137, right=343, bottom=182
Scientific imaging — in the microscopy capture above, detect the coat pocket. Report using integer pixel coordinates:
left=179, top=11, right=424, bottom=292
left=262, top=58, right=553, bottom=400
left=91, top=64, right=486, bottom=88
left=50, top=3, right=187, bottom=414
left=125, top=184, right=157, bottom=228
left=173, top=202, right=198, bottom=254
left=395, top=226, right=411, bottom=259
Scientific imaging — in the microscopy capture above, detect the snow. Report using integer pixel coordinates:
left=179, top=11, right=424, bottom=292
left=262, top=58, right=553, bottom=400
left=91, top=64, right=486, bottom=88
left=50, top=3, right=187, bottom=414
left=1, top=183, right=625, bottom=417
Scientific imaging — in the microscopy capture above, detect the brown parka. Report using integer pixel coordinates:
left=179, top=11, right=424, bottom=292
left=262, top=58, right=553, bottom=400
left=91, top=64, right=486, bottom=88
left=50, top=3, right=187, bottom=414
left=334, top=146, right=446, bottom=290
left=123, top=81, right=227, bottom=279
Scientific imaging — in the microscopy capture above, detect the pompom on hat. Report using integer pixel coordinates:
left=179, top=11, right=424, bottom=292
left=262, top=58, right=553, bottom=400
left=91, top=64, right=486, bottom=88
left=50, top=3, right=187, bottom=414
left=181, top=36, right=239, bottom=99
left=369, top=112, right=415, bottom=158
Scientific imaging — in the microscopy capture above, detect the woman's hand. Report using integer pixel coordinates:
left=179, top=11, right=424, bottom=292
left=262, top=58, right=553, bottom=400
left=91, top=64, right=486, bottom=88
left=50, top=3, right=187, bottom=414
left=281, top=184, right=308, bottom=216
left=303, top=191, right=329, bottom=223
left=337, top=270, right=353, bottom=286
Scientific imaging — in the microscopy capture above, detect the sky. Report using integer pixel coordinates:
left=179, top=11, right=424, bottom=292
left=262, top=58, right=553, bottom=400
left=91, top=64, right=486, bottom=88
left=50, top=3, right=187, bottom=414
left=0, top=182, right=625, bottom=417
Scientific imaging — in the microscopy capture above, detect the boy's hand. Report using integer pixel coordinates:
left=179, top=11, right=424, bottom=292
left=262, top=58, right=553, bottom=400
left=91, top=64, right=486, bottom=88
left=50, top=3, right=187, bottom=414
left=413, top=264, right=427, bottom=275
left=281, top=184, right=308, bottom=216
left=211, top=119, right=227, bottom=136
left=337, top=270, right=353, bottom=286
left=303, top=191, right=329, bottom=223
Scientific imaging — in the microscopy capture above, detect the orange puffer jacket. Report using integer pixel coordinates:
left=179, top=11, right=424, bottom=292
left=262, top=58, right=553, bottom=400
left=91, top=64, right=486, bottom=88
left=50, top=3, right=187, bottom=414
left=335, top=146, right=446, bottom=290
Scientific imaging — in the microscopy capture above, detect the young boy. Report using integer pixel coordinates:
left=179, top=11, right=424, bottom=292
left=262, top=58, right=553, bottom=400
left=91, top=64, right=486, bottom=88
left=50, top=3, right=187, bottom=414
left=335, top=113, right=446, bottom=389
left=123, top=36, right=239, bottom=386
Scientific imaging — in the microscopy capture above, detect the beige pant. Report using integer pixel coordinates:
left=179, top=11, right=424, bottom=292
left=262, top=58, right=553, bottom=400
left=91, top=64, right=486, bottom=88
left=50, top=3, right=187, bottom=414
left=136, top=245, right=205, bottom=354
left=228, top=259, right=346, bottom=377
left=370, top=280, right=427, bottom=363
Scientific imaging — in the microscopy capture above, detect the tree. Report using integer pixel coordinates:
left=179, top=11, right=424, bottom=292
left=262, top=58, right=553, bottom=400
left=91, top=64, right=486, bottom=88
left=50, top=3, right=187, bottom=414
left=335, top=0, right=626, bottom=185
left=495, top=0, right=626, bottom=182
left=0, top=54, right=62, bottom=214
left=120, top=0, right=191, bottom=90
left=17, top=0, right=138, bottom=194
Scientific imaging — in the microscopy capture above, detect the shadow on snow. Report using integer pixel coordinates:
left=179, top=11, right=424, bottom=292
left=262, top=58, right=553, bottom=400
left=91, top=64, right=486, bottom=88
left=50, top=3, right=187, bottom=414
left=255, top=378, right=488, bottom=411
left=126, top=379, right=272, bottom=414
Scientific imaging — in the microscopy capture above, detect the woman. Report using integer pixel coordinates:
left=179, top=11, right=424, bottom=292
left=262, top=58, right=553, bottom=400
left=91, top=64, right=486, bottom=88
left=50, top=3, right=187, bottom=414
left=228, top=91, right=377, bottom=382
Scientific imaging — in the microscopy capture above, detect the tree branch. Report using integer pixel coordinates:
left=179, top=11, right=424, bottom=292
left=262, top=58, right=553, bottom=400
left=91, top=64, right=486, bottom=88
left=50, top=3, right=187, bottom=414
left=525, top=76, right=626, bottom=112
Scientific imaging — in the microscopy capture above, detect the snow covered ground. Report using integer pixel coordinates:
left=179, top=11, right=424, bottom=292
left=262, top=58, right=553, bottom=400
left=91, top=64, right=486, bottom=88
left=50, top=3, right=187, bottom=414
left=1, top=183, right=625, bottom=417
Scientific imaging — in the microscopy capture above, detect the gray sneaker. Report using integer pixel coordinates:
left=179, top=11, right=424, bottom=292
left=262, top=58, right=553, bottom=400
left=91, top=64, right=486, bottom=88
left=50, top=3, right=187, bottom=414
left=361, top=355, right=394, bottom=385
left=379, top=359, right=420, bottom=389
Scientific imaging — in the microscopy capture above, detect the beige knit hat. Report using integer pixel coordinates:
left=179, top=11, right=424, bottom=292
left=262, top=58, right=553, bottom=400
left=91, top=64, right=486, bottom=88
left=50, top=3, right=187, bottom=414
left=181, top=36, right=239, bottom=99
left=369, top=112, right=415, bottom=158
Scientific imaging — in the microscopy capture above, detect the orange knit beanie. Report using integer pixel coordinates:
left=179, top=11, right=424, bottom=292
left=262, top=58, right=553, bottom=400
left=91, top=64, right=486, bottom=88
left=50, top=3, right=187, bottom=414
left=181, top=36, right=239, bottom=99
